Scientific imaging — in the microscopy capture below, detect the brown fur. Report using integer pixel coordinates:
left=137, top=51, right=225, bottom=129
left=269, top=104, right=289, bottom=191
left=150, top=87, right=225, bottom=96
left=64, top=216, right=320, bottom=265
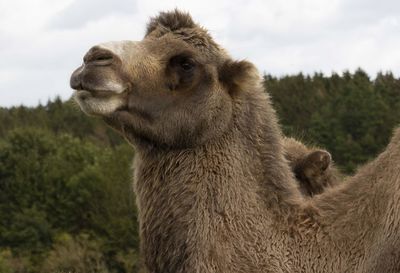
left=283, top=137, right=343, bottom=197
left=70, top=10, right=400, bottom=273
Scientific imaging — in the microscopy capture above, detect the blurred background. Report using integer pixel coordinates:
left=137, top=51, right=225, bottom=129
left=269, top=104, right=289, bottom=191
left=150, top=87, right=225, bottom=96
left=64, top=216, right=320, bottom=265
left=0, top=0, right=399, bottom=272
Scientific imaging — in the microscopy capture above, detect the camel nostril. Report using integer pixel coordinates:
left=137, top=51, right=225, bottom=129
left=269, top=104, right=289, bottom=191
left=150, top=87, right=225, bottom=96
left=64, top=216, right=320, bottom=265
left=85, top=53, right=114, bottom=66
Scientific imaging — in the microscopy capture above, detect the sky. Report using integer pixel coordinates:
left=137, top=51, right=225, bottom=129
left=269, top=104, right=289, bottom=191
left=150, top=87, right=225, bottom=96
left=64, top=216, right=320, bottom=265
left=0, top=0, right=399, bottom=106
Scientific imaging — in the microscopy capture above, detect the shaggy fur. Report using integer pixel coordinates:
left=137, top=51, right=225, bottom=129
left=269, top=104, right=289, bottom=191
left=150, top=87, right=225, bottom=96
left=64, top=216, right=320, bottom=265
left=70, top=10, right=400, bottom=273
left=283, top=137, right=343, bottom=197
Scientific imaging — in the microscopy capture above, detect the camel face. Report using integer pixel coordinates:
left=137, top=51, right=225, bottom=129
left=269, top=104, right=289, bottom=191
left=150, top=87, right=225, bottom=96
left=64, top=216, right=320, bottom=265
left=70, top=41, right=137, bottom=115
left=70, top=11, right=244, bottom=148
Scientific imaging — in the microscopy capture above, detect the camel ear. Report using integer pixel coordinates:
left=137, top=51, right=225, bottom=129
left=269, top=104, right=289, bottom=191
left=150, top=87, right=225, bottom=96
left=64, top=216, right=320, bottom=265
left=146, top=9, right=196, bottom=36
left=219, top=60, right=259, bottom=95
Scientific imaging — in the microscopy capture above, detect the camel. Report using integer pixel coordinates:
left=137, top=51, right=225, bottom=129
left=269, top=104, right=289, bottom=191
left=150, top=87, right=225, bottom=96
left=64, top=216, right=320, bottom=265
left=70, top=10, right=400, bottom=273
left=283, top=137, right=342, bottom=196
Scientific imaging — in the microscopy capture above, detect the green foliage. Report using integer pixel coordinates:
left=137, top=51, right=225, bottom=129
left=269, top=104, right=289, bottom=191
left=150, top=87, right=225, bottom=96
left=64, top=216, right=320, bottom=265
left=0, top=97, right=123, bottom=146
left=40, top=233, right=109, bottom=273
left=0, top=70, right=399, bottom=272
left=0, top=249, right=13, bottom=273
left=266, top=69, right=400, bottom=173
left=0, top=121, right=137, bottom=272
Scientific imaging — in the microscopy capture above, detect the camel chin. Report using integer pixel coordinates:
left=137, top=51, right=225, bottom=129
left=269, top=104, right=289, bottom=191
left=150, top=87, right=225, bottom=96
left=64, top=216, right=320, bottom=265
left=73, top=89, right=126, bottom=116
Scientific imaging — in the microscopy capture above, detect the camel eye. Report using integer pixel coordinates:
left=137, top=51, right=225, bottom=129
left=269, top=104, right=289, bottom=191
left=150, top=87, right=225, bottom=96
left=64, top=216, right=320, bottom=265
left=170, top=55, right=196, bottom=72
left=180, top=59, right=195, bottom=71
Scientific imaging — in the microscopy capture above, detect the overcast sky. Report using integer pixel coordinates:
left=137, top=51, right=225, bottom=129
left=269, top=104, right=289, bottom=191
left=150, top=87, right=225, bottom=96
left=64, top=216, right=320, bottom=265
left=1, top=0, right=399, bottom=106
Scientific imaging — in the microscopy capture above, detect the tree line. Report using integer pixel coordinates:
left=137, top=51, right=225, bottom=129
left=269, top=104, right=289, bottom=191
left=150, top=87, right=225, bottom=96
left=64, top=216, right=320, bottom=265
left=0, top=69, right=399, bottom=272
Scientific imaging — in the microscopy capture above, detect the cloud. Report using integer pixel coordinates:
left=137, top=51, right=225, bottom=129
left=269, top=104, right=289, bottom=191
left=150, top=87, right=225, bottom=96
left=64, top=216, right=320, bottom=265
left=49, top=0, right=137, bottom=29
left=0, top=68, right=66, bottom=106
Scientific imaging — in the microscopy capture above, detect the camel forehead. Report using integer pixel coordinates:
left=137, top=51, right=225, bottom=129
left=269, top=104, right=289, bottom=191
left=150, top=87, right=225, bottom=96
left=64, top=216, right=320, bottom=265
left=97, top=40, right=141, bottom=58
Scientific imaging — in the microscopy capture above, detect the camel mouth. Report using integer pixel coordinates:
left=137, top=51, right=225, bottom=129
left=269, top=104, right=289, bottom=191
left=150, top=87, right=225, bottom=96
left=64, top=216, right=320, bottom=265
left=75, top=88, right=127, bottom=99
left=73, top=89, right=128, bottom=116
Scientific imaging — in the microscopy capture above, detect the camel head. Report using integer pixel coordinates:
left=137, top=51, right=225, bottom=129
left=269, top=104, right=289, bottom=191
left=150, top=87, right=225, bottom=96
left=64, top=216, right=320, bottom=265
left=70, top=10, right=259, bottom=148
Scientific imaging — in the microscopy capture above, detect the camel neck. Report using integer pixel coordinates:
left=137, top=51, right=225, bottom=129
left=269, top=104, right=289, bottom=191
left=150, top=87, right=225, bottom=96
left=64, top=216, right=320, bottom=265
left=232, top=89, right=304, bottom=215
left=133, top=88, right=303, bottom=231
left=132, top=89, right=304, bottom=272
